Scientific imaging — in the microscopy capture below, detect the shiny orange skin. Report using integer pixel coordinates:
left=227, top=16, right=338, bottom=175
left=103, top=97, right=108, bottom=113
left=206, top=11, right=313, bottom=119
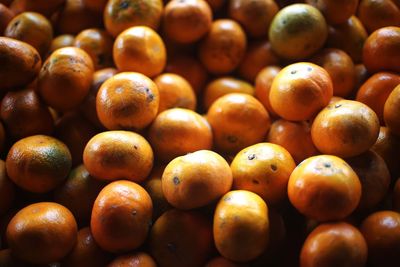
left=311, top=100, right=380, bottom=158
left=372, top=126, right=400, bottom=178
left=74, top=28, right=114, bottom=70
left=360, top=211, right=400, bottom=267
left=363, top=26, right=400, bottom=74
left=91, top=180, right=153, bottom=253
left=37, top=47, right=94, bottom=111
left=266, top=119, right=319, bottom=164
left=113, top=26, right=166, bottom=77
left=384, top=84, right=400, bottom=136
left=306, top=0, right=359, bottom=25
left=6, top=135, right=71, bottom=193
left=62, top=227, right=111, bottom=267
left=199, top=19, right=247, bottom=75
left=269, top=62, right=333, bottom=121
left=0, top=37, right=41, bottom=91
left=327, top=16, right=368, bottom=63
left=108, top=252, right=157, bottom=267
left=346, top=150, right=390, bottom=213
left=288, top=155, right=361, bottom=221
left=237, top=41, right=279, bottom=83
left=5, top=12, right=52, bottom=57
left=207, top=93, right=271, bottom=155
left=162, top=150, right=232, bottom=209
left=230, top=143, right=296, bottom=206
left=311, top=48, right=356, bottom=98
left=165, top=54, right=208, bottom=95
left=48, top=34, right=75, bottom=54
left=9, top=0, right=65, bottom=17
left=393, top=179, right=400, bottom=212
left=357, top=0, right=400, bottom=33
left=54, top=112, right=98, bottom=166
left=162, top=0, right=212, bottom=44
left=104, top=0, right=163, bottom=37
left=6, top=202, right=78, bottom=264
left=203, top=77, right=254, bottom=110
left=153, top=73, right=196, bottom=113
left=205, top=256, right=247, bottom=267
left=148, top=108, right=212, bottom=163
left=254, top=65, right=281, bottom=117
left=54, top=164, right=106, bottom=224
left=149, top=209, right=213, bottom=267
left=0, top=88, right=54, bottom=140
left=214, top=190, right=269, bottom=262
left=96, top=72, right=159, bottom=130
left=300, top=222, right=367, bottom=267
left=0, top=4, right=14, bottom=35
left=80, top=67, right=117, bottom=128
left=356, top=72, right=400, bottom=123
left=83, top=131, right=153, bottom=182
left=228, top=0, right=278, bottom=38
left=0, top=160, right=14, bottom=216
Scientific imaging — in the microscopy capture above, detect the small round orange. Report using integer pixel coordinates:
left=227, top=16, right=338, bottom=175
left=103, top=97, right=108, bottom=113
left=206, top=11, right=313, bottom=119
left=384, top=84, right=400, bottom=136
left=269, top=62, right=333, bottom=121
left=357, top=0, right=400, bottom=33
left=83, top=130, right=153, bottom=182
left=288, top=155, right=361, bottom=221
left=305, top=0, right=359, bottom=25
left=0, top=4, right=14, bottom=35
left=91, top=180, right=152, bottom=253
left=108, top=252, right=156, bottom=267
left=230, top=143, right=296, bottom=206
left=6, top=202, right=77, bottom=265
left=372, top=126, right=400, bottom=178
left=96, top=72, right=159, bottom=130
left=113, top=26, right=166, bottom=77
left=48, top=34, right=75, bottom=54
left=254, top=65, right=281, bottom=117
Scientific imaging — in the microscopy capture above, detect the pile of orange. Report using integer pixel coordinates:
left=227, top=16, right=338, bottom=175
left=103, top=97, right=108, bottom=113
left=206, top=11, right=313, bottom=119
left=0, top=0, right=400, bottom=266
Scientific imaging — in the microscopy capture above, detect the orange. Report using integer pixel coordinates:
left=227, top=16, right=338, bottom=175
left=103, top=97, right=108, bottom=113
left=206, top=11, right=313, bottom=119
left=83, top=130, right=153, bottom=182
left=203, top=77, right=254, bottom=110
left=363, top=26, right=400, bottom=74
left=228, top=0, right=278, bottom=38
left=0, top=88, right=54, bottom=140
left=83, top=0, right=108, bottom=13
left=305, top=0, right=359, bottom=25
left=269, top=62, right=333, bottom=121
left=357, top=0, right=400, bottom=33
left=326, top=16, right=368, bottom=64
left=266, top=119, right=319, bottom=164
left=5, top=11, right=52, bottom=57
left=311, top=48, right=356, bottom=98
left=6, top=202, right=77, bottom=264
left=37, top=47, right=94, bottom=111
left=62, top=227, right=111, bottom=267
left=149, top=209, right=213, bottom=267
left=80, top=67, right=118, bottom=128
left=300, top=222, right=367, bottom=267
left=288, top=155, right=361, bottom=221
left=354, top=63, right=369, bottom=92
left=104, top=0, right=163, bottom=37
left=9, top=0, right=65, bottom=17
left=199, top=19, right=247, bottom=75
left=214, top=190, right=269, bottom=262
left=0, top=160, right=14, bottom=216
left=48, top=34, right=75, bottom=55
left=0, top=37, right=41, bottom=91
left=393, top=178, right=400, bottom=212
left=230, top=143, right=296, bottom=206
left=311, top=99, right=380, bottom=158
left=54, top=164, right=106, bottom=224
left=108, top=252, right=157, bottom=267
left=6, top=135, right=71, bottom=193
left=148, top=108, right=213, bottom=163
left=360, top=210, right=400, bottom=267
left=356, top=72, right=400, bottom=123
left=91, top=180, right=152, bottom=253
left=96, top=72, right=159, bottom=130
left=346, top=150, right=390, bottom=213
left=0, top=4, right=14, bottom=35
left=162, top=0, right=212, bottom=44
left=113, top=26, right=166, bottom=77
left=237, top=40, right=280, bottom=83
left=162, top=150, right=232, bottom=209
left=269, top=4, right=328, bottom=60
left=74, top=28, right=114, bottom=70
left=153, top=73, right=196, bottom=113
left=384, top=84, right=400, bottom=136
left=254, top=65, right=281, bottom=117
left=207, top=93, right=271, bottom=155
